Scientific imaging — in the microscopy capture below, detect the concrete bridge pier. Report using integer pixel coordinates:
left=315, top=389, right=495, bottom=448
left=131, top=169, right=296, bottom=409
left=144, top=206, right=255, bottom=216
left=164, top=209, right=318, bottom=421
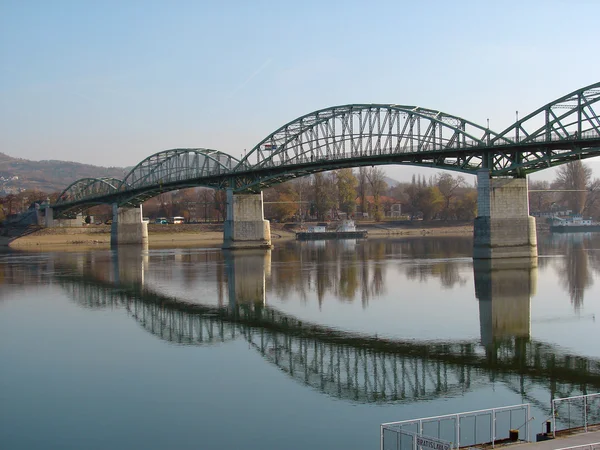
left=223, top=189, right=272, bottom=249
left=43, top=207, right=83, bottom=227
left=473, top=169, right=537, bottom=259
left=44, top=207, right=53, bottom=227
left=110, top=204, right=148, bottom=246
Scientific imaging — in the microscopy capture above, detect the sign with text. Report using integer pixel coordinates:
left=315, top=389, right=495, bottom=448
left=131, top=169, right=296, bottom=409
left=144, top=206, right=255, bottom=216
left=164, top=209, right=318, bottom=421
left=416, top=436, right=451, bottom=450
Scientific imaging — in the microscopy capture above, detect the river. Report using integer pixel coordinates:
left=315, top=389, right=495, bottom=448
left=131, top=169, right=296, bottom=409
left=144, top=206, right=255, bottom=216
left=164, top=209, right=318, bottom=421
left=1, top=234, right=599, bottom=450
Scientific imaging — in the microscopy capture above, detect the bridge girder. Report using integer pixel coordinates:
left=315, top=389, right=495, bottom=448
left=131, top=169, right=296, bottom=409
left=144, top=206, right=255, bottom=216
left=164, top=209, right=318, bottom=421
left=50, top=83, right=600, bottom=209
left=117, top=148, right=241, bottom=204
left=54, top=177, right=124, bottom=217
left=233, top=105, right=503, bottom=188
left=492, top=82, right=600, bottom=145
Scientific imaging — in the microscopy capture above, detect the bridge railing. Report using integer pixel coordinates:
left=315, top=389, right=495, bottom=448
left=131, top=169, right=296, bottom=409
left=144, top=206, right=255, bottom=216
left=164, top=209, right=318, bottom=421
left=552, top=393, right=600, bottom=437
left=381, top=427, right=453, bottom=450
left=381, top=404, right=532, bottom=450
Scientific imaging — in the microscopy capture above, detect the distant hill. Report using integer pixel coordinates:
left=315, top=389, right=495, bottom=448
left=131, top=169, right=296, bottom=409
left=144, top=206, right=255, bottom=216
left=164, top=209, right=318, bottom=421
left=384, top=176, right=401, bottom=188
left=0, top=152, right=129, bottom=194
left=0, top=151, right=405, bottom=195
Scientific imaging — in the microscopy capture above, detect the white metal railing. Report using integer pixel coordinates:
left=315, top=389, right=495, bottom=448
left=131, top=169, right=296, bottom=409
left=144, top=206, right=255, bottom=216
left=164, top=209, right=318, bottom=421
left=381, top=427, right=453, bottom=450
left=552, top=393, right=600, bottom=437
left=381, top=404, right=532, bottom=450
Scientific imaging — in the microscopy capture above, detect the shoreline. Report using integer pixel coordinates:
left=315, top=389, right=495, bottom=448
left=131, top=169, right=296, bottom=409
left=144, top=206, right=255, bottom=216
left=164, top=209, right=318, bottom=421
left=5, top=222, right=475, bottom=250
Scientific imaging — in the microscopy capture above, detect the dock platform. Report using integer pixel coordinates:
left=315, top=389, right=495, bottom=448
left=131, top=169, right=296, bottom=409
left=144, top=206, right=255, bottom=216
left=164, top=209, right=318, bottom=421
left=507, top=431, right=600, bottom=450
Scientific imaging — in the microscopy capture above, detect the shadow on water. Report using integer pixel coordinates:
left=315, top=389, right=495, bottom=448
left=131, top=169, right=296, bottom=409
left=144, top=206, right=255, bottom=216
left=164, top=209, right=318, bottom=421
left=2, top=237, right=600, bottom=413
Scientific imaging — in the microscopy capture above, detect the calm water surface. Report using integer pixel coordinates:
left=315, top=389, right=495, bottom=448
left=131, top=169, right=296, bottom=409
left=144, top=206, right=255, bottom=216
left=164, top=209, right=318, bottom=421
left=1, top=234, right=600, bottom=450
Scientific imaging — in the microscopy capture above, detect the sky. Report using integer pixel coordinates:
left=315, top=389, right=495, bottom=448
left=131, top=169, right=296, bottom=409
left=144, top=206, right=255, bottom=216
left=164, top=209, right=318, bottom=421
left=2, top=0, right=600, bottom=185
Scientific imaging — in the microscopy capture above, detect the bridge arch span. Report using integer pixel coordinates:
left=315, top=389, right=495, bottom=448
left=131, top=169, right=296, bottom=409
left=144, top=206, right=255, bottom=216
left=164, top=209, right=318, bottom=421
left=54, top=177, right=124, bottom=216
left=231, top=104, right=511, bottom=191
left=117, top=148, right=241, bottom=206
left=491, top=81, right=600, bottom=145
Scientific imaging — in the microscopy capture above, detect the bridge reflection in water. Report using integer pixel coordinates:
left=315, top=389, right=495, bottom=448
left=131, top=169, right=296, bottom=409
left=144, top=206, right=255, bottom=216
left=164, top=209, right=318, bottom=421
left=39, top=244, right=600, bottom=413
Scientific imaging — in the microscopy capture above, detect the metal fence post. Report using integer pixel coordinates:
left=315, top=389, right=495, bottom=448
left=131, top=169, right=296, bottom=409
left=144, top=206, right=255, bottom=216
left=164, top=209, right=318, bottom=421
left=552, top=399, right=556, bottom=438
left=456, top=414, right=460, bottom=449
left=525, top=403, right=531, bottom=442
left=490, top=412, right=494, bottom=449
left=584, top=395, right=588, bottom=433
left=492, top=407, right=496, bottom=448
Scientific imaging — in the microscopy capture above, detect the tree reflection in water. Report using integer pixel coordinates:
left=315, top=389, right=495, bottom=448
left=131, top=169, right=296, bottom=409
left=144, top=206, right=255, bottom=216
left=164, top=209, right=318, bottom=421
left=538, top=233, right=600, bottom=310
left=268, top=237, right=473, bottom=307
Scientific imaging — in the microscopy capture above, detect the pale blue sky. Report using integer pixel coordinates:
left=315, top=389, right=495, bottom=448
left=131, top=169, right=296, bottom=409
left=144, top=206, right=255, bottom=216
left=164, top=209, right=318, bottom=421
left=2, top=0, right=599, bottom=183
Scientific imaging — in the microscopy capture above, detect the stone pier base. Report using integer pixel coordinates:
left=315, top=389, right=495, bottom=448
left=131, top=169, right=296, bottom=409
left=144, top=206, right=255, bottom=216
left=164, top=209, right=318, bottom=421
left=43, top=207, right=83, bottom=227
left=473, top=170, right=537, bottom=259
left=223, top=190, right=272, bottom=249
left=110, top=204, right=148, bottom=246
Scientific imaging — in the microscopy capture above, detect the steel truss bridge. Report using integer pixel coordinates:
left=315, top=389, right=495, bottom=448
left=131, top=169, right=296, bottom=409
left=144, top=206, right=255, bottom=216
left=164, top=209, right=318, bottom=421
left=52, top=82, right=600, bottom=218
left=57, top=273, right=600, bottom=410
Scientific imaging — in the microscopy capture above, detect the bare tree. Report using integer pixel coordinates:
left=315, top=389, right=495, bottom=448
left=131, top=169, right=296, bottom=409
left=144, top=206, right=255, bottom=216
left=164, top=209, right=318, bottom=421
left=356, top=167, right=368, bottom=217
left=584, top=178, right=600, bottom=218
left=293, top=176, right=312, bottom=221
left=436, top=172, right=465, bottom=219
left=528, top=180, right=555, bottom=215
left=555, top=161, right=591, bottom=214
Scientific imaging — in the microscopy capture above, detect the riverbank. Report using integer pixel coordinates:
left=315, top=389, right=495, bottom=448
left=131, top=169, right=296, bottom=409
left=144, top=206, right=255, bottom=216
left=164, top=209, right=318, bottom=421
left=6, top=221, right=475, bottom=249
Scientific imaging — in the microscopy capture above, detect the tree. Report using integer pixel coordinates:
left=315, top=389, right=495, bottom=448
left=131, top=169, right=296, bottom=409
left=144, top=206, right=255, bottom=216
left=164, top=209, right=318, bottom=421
left=336, top=169, right=358, bottom=216
left=453, top=190, right=478, bottom=220
left=0, top=194, right=16, bottom=217
left=555, top=161, right=591, bottom=214
left=436, top=172, right=465, bottom=219
left=266, top=182, right=298, bottom=222
left=312, top=172, right=335, bottom=220
left=356, top=168, right=368, bottom=217
left=418, top=186, right=444, bottom=220
left=584, top=179, right=600, bottom=219
left=366, top=167, right=387, bottom=221
left=293, top=176, right=312, bottom=221
left=213, top=189, right=227, bottom=221
left=198, top=188, right=214, bottom=221
left=404, top=177, right=422, bottom=219
left=528, top=180, right=555, bottom=215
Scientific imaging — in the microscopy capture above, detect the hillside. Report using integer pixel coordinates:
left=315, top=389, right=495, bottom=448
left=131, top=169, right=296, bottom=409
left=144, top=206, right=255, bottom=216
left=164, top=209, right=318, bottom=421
left=0, top=152, right=130, bottom=194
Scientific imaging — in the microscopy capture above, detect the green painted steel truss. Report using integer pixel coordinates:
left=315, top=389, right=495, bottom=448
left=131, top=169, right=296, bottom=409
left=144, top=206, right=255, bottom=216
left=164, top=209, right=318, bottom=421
left=52, top=82, right=600, bottom=215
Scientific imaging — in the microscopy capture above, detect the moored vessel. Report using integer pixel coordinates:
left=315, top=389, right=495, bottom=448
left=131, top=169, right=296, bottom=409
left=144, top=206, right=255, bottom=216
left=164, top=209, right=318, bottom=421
left=550, top=214, right=600, bottom=233
left=295, top=220, right=368, bottom=240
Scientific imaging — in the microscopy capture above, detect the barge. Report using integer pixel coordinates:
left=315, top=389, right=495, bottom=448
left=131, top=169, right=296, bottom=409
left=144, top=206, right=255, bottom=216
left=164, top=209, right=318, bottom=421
left=296, top=220, right=367, bottom=240
left=550, top=214, right=600, bottom=233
